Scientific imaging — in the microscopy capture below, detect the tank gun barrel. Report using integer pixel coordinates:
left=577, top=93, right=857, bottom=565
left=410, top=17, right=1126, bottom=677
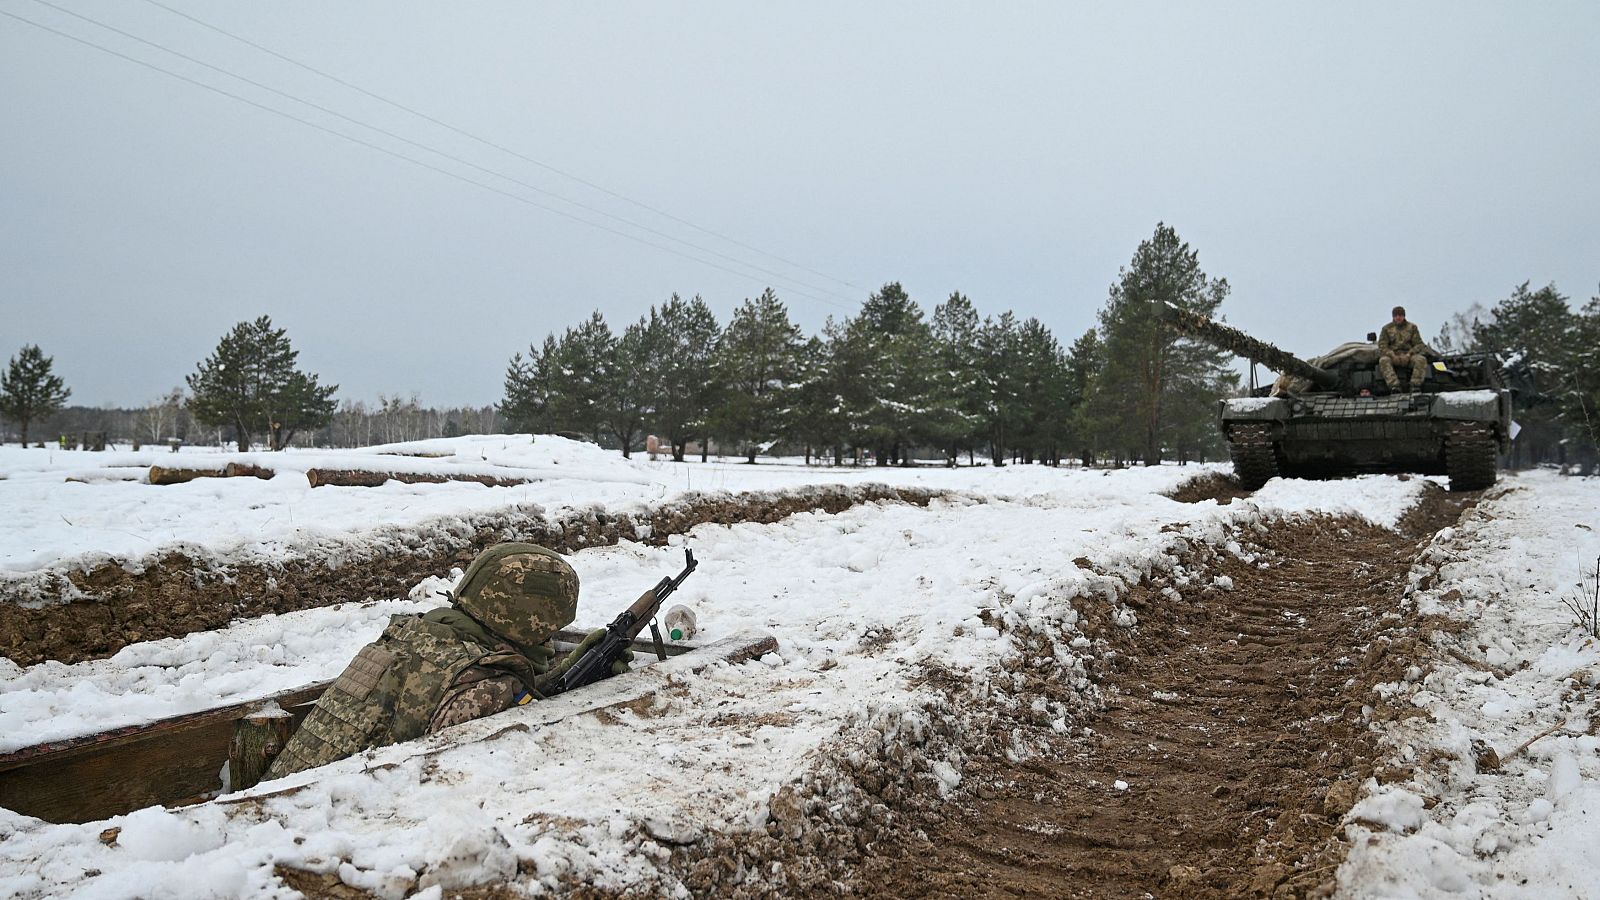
left=1158, top=304, right=1341, bottom=390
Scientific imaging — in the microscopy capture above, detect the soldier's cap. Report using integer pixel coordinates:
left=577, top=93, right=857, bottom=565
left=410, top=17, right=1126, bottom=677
left=1392, top=306, right=1406, bottom=317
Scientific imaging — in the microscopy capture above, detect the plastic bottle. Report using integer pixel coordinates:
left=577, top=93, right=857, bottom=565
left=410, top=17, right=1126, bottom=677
left=662, top=604, right=698, bottom=642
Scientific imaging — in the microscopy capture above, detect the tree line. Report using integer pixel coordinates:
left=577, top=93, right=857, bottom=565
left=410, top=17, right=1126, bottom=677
left=1, top=317, right=493, bottom=451
left=12, top=397, right=502, bottom=452
left=39, top=222, right=1595, bottom=470
left=3, top=224, right=1242, bottom=464
left=502, top=223, right=1239, bottom=466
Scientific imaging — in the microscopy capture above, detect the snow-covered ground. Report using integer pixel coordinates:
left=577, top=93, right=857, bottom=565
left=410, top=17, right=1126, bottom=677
left=7, top=437, right=1597, bottom=898
left=1338, top=471, right=1600, bottom=899
left=0, top=435, right=1088, bottom=584
left=0, top=441, right=1454, bottom=899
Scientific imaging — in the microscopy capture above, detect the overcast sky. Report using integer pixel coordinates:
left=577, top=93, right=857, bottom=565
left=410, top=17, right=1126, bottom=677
left=3, top=1, right=1596, bottom=407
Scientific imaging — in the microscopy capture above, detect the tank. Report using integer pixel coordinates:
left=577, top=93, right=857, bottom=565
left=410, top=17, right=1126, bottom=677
left=1159, top=304, right=1512, bottom=492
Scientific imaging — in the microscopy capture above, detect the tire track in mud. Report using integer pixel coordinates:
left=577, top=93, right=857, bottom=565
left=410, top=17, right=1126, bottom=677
left=863, top=483, right=1473, bottom=899
left=0, top=485, right=941, bottom=667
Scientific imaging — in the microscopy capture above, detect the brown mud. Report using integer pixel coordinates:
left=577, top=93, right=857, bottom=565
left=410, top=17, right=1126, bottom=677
left=0, top=485, right=940, bottom=667
left=1168, top=471, right=1251, bottom=505
left=859, top=485, right=1472, bottom=899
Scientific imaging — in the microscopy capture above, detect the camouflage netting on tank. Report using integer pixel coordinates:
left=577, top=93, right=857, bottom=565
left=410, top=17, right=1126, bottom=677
left=0, top=484, right=942, bottom=666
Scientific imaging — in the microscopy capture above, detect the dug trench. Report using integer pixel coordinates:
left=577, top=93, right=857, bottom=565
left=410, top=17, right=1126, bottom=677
left=645, top=481, right=1474, bottom=899
left=857, top=483, right=1473, bottom=899
left=0, top=484, right=941, bottom=667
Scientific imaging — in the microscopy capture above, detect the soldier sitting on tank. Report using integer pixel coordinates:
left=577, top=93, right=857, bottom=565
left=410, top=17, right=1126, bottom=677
left=1377, top=306, right=1433, bottom=392
left=265, top=542, right=627, bottom=780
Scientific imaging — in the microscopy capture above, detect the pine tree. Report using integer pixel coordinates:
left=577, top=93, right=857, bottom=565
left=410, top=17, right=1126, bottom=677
left=500, top=334, right=561, bottom=434
left=1471, top=282, right=1577, bottom=379
left=975, top=312, right=1022, bottom=465
left=646, top=294, right=721, bottom=461
left=1572, top=294, right=1600, bottom=472
left=1065, top=329, right=1103, bottom=466
left=1013, top=318, right=1071, bottom=465
left=605, top=316, right=659, bottom=457
left=549, top=312, right=616, bottom=444
left=713, top=289, right=804, bottom=463
left=845, top=282, right=935, bottom=466
left=186, top=317, right=336, bottom=451
left=784, top=333, right=847, bottom=464
left=1085, top=223, right=1234, bottom=465
left=1472, top=282, right=1581, bottom=467
left=930, top=293, right=985, bottom=464
left=0, top=344, right=71, bottom=446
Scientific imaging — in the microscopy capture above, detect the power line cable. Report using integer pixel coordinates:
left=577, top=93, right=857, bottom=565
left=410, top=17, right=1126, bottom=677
left=25, top=0, right=859, bottom=308
left=138, top=0, right=864, bottom=294
left=0, top=5, right=854, bottom=311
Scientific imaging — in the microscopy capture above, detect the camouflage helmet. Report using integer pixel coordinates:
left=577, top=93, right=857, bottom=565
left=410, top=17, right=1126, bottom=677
left=452, top=543, right=578, bottom=648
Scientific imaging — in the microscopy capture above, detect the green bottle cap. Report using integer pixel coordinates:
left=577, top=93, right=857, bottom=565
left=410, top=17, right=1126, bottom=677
left=670, top=627, right=683, bottom=641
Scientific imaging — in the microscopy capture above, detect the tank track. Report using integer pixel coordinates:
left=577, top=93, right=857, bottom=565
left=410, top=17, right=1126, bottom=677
left=1445, top=422, right=1497, bottom=492
left=1227, top=423, right=1281, bottom=491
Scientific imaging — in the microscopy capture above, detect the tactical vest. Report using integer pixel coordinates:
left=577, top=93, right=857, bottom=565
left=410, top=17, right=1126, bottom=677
left=265, top=614, right=519, bottom=780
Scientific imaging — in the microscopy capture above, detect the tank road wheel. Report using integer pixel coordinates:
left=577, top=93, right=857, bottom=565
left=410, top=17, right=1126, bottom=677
left=1445, top=422, right=1497, bottom=492
left=1228, top=423, right=1281, bottom=491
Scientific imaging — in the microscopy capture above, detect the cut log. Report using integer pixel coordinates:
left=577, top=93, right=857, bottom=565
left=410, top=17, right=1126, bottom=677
left=304, top=468, right=533, bottom=489
left=223, top=462, right=275, bottom=480
left=227, top=703, right=294, bottom=792
left=147, top=465, right=227, bottom=486
left=65, top=468, right=147, bottom=484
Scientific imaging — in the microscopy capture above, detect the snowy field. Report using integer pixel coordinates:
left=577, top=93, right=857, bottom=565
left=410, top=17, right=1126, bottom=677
left=1, top=440, right=1596, bottom=898
left=0, top=435, right=1076, bottom=584
left=1338, top=471, right=1600, bottom=899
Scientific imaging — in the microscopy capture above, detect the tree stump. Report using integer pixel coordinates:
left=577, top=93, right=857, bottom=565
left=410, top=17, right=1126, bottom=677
left=228, top=702, right=294, bottom=792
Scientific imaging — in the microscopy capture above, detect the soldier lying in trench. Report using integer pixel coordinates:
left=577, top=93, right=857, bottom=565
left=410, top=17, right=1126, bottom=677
left=265, top=543, right=628, bottom=779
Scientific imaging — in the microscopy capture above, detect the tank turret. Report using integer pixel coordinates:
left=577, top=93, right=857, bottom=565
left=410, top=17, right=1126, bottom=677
left=1158, top=303, right=1342, bottom=391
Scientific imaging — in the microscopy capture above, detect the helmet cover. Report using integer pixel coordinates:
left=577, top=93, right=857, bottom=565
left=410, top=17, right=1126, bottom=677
left=453, top=542, right=578, bottom=648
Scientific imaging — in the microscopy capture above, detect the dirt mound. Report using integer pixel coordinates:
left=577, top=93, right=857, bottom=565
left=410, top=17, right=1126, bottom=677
left=850, top=490, right=1473, bottom=899
left=0, top=485, right=940, bottom=667
left=1168, top=471, right=1250, bottom=505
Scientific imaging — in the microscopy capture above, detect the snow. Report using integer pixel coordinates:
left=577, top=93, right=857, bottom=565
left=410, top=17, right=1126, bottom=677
left=1222, top=396, right=1281, bottom=413
left=1432, top=389, right=1501, bottom=416
left=6, top=437, right=1593, bottom=897
left=1432, top=389, right=1500, bottom=408
left=0, top=436, right=1123, bottom=587
left=1337, top=470, right=1600, bottom=899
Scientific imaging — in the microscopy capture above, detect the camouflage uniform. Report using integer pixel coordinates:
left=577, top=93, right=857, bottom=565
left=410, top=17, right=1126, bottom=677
left=264, top=543, right=579, bottom=780
left=1377, top=320, right=1430, bottom=391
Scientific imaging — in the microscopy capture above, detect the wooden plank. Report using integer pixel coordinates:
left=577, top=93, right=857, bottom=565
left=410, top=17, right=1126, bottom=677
left=0, top=629, right=711, bottom=824
left=0, top=683, right=326, bottom=824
